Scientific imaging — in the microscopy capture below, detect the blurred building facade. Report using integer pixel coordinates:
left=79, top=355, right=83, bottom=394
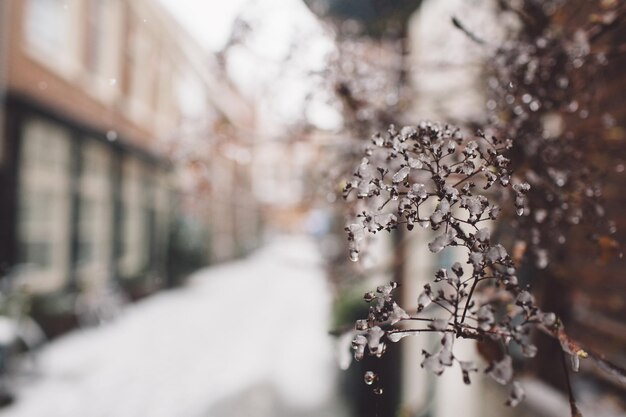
left=0, top=0, right=260, bottom=335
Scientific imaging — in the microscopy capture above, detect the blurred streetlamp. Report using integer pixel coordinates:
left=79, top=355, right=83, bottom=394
left=302, top=2, right=423, bottom=417
left=302, top=0, right=422, bottom=38
left=303, top=0, right=422, bottom=88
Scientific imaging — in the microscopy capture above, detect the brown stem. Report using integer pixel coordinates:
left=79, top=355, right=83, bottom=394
left=560, top=348, right=582, bottom=417
left=461, top=277, right=479, bottom=323
left=451, top=169, right=482, bottom=188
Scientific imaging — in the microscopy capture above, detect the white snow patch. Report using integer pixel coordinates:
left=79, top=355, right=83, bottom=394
left=3, top=236, right=336, bottom=417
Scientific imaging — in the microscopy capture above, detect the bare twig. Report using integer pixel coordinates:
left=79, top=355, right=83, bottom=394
left=560, top=347, right=583, bottom=417
left=451, top=16, right=486, bottom=45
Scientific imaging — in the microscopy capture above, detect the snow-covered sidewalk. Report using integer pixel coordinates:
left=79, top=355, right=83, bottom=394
left=1, top=236, right=342, bottom=417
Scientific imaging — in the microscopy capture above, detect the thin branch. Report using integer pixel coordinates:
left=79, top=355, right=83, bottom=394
left=451, top=16, right=487, bottom=45
left=461, top=277, right=479, bottom=323
left=560, top=348, right=583, bottom=417
left=451, top=169, right=482, bottom=188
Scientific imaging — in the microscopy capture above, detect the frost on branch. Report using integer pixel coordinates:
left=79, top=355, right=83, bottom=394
left=343, top=122, right=553, bottom=406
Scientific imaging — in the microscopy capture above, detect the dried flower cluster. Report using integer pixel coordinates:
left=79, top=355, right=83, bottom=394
left=343, top=122, right=571, bottom=406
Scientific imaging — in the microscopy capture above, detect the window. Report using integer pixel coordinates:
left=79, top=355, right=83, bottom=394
left=23, top=0, right=83, bottom=76
left=24, top=0, right=69, bottom=56
left=17, top=118, right=72, bottom=293
left=127, top=26, right=157, bottom=120
left=119, top=159, right=147, bottom=278
left=152, top=173, right=171, bottom=274
left=85, top=0, right=106, bottom=76
left=84, top=0, right=123, bottom=90
left=76, top=140, right=113, bottom=289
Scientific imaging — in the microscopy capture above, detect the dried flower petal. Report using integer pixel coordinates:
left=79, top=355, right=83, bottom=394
left=488, top=357, right=514, bottom=385
left=506, top=381, right=525, bottom=407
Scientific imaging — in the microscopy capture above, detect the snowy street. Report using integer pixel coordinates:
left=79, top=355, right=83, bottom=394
left=1, top=237, right=343, bottom=417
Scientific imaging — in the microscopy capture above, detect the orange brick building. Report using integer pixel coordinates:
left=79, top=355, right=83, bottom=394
left=0, top=0, right=258, bottom=334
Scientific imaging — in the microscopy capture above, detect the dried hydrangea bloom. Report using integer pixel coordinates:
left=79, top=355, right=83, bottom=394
left=343, top=123, right=558, bottom=406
